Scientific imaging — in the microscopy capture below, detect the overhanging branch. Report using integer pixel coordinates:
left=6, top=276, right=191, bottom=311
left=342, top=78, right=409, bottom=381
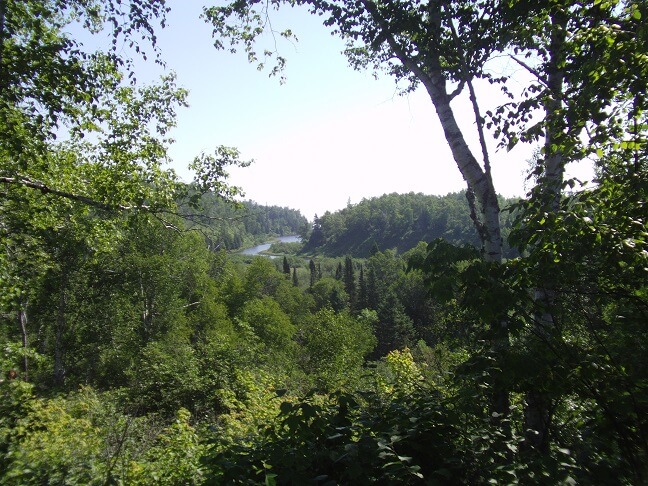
left=1, top=175, right=249, bottom=237
left=510, top=55, right=549, bottom=88
left=446, top=5, right=493, bottom=176
left=448, top=80, right=465, bottom=100
left=359, top=0, right=435, bottom=90
left=0, top=175, right=148, bottom=212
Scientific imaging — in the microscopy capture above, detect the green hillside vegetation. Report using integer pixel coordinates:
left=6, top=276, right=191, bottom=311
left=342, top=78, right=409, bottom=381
left=302, top=191, right=518, bottom=257
left=181, top=189, right=308, bottom=249
left=1, top=1, right=647, bottom=484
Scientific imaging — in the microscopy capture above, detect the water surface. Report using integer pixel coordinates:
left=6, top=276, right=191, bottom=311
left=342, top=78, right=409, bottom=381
left=240, top=235, right=301, bottom=256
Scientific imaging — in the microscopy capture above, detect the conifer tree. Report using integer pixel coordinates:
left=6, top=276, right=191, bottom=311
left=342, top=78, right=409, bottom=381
left=309, top=259, right=317, bottom=288
left=282, top=256, right=291, bottom=276
left=335, top=262, right=343, bottom=280
left=367, top=266, right=379, bottom=310
left=344, top=256, right=357, bottom=311
left=306, top=215, right=325, bottom=248
left=358, top=264, right=368, bottom=310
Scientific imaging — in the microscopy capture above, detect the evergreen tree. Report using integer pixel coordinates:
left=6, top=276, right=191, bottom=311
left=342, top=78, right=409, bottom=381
left=282, top=256, right=291, bottom=276
left=373, top=291, right=416, bottom=357
left=335, top=262, right=343, bottom=280
left=309, top=259, right=317, bottom=288
left=292, top=267, right=299, bottom=287
left=305, top=214, right=325, bottom=249
left=367, top=266, right=379, bottom=310
left=358, top=265, right=368, bottom=310
left=343, top=256, right=356, bottom=311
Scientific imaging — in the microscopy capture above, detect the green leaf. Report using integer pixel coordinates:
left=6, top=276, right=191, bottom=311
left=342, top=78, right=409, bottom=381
left=279, top=401, right=293, bottom=414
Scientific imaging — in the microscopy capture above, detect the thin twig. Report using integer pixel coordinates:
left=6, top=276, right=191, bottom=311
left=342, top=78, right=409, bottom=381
left=509, top=55, right=549, bottom=87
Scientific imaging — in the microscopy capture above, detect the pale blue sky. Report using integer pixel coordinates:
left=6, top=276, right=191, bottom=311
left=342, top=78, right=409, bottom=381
left=91, top=0, right=593, bottom=220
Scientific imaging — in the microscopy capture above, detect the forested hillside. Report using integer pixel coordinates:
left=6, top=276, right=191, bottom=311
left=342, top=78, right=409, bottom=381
left=303, top=191, right=518, bottom=257
left=1, top=1, right=647, bottom=485
left=182, top=190, right=308, bottom=249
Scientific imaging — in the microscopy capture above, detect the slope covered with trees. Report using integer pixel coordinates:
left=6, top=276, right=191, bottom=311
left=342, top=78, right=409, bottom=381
left=182, top=190, right=308, bottom=249
left=1, top=0, right=647, bottom=484
left=303, top=191, right=518, bottom=257
left=209, top=0, right=647, bottom=478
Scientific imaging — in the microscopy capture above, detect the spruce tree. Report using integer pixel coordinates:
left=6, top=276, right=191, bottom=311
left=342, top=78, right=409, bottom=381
left=358, top=265, right=368, bottom=310
left=282, top=256, right=290, bottom=276
left=306, top=214, right=325, bottom=248
left=367, top=266, right=379, bottom=310
left=335, top=262, right=343, bottom=280
left=343, top=256, right=356, bottom=311
left=309, top=259, right=317, bottom=288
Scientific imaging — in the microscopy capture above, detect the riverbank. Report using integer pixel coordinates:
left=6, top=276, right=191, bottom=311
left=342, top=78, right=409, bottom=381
left=238, top=235, right=301, bottom=257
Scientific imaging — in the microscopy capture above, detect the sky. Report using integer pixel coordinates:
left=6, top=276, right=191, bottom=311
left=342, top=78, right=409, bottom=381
left=105, top=0, right=592, bottom=220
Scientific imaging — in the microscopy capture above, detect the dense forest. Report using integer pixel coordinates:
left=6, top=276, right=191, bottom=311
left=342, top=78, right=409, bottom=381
left=302, top=191, right=518, bottom=257
left=1, top=0, right=647, bottom=485
left=182, top=194, right=308, bottom=249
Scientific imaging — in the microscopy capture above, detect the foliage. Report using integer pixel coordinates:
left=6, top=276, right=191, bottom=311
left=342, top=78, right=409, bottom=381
left=269, top=240, right=303, bottom=255
left=505, top=149, right=648, bottom=480
left=1, top=387, right=105, bottom=485
left=0, top=379, right=36, bottom=475
left=1, top=0, right=647, bottom=483
left=379, top=348, right=424, bottom=396
left=207, top=368, right=286, bottom=452
left=128, top=408, right=206, bottom=485
left=240, top=296, right=297, bottom=359
left=204, top=378, right=545, bottom=484
left=298, top=308, right=377, bottom=390
left=0, top=384, right=207, bottom=485
left=309, top=276, right=349, bottom=312
left=181, top=195, right=308, bottom=250
left=302, top=192, right=517, bottom=257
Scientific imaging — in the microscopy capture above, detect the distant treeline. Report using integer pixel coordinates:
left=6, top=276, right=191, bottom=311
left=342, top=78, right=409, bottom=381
left=181, top=189, right=308, bottom=250
left=303, top=191, right=519, bottom=257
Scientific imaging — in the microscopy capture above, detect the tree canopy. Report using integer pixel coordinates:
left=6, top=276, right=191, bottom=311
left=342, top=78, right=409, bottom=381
left=1, top=0, right=647, bottom=483
left=302, top=191, right=518, bottom=257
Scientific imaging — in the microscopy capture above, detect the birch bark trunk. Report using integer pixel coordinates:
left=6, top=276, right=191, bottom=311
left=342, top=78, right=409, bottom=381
left=361, top=0, right=509, bottom=428
left=18, top=300, right=28, bottom=381
left=523, top=10, right=568, bottom=454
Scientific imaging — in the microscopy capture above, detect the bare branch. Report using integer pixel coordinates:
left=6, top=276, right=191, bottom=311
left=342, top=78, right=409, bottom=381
left=446, top=7, right=492, bottom=175
left=448, top=80, right=465, bottom=100
left=510, top=55, right=549, bottom=87
left=359, top=0, right=435, bottom=90
left=149, top=211, right=182, bottom=233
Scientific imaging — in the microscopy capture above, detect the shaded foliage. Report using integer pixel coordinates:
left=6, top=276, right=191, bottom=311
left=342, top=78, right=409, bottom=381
left=302, top=192, right=517, bottom=257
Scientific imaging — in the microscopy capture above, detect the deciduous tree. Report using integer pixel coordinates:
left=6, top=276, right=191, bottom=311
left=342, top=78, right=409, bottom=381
left=205, top=0, right=648, bottom=469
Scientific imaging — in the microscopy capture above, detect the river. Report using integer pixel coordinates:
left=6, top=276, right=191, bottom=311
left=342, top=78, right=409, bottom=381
left=239, top=235, right=301, bottom=256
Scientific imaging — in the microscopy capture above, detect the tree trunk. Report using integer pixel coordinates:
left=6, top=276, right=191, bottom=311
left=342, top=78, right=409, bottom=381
left=18, top=300, right=28, bottom=381
left=523, top=9, right=568, bottom=454
left=420, top=60, right=510, bottom=438
left=54, top=274, right=67, bottom=386
left=0, top=0, right=6, bottom=71
left=362, top=0, right=509, bottom=436
left=423, top=74, right=503, bottom=263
